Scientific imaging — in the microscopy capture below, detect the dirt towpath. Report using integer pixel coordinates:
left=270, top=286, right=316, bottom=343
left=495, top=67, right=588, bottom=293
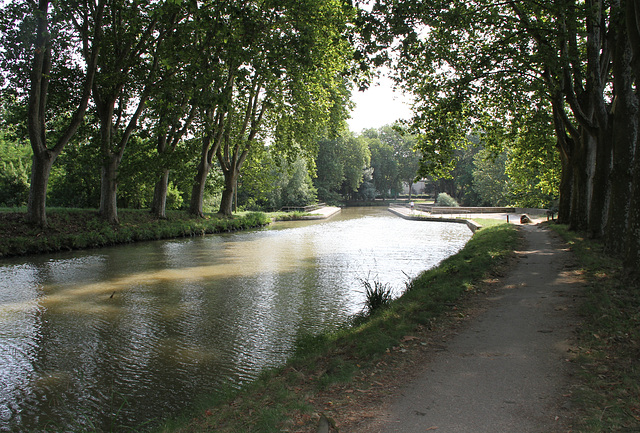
left=359, top=224, right=582, bottom=433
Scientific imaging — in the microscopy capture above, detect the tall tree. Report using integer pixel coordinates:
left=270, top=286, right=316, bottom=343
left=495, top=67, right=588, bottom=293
left=472, top=149, right=510, bottom=207
left=623, top=0, right=640, bottom=272
left=149, top=93, right=197, bottom=218
left=214, top=0, right=354, bottom=216
left=91, top=0, right=182, bottom=223
left=315, top=136, right=347, bottom=203
left=216, top=76, right=266, bottom=216
left=186, top=2, right=243, bottom=217
left=340, top=134, right=371, bottom=199
left=362, top=125, right=419, bottom=198
left=359, top=0, right=640, bottom=269
left=143, top=7, right=200, bottom=218
left=366, top=133, right=400, bottom=197
left=0, top=0, right=104, bottom=226
left=381, top=125, right=420, bottom=198
left=315, top=132, right=371, bottom=201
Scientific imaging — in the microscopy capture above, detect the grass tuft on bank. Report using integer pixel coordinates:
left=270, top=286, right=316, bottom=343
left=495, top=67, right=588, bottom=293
left=157, top=223, right=521, bottom=433
left=549, top=224, right=640, bottom=431
left=268, top=210, right=314, bottom=221
left=0, top=208, right=271, bottom=258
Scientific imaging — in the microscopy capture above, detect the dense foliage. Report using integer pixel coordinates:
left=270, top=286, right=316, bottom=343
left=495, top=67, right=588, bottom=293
left=435, top=192, right=459, bottom=207
left=0, top=0, right=565, bottom=223
left=0, top=131, right=30, bottom=207
left=236, top=146, right=318, bottom=211
left=357, top=0, right=640, bottom=272
left=0, top=118, right=560, bottom=212
left=0, top=0, right=356, bottom=224
left=5, top=0, right=637, bottom=270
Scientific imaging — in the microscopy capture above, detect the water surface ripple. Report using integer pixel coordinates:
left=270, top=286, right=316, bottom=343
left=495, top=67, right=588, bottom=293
left=0, top=207, right=472, bottom=431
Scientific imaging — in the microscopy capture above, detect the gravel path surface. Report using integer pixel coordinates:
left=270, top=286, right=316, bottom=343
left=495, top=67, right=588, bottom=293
left=365, top=224, right=582, bottom=433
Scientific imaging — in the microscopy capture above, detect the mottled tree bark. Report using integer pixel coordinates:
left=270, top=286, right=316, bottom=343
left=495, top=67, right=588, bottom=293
left=623, top=0, right=640, bottom=272
left=189, top=108, right=223, bottom=218
left=26, top=0, right=103, bottom=227
left=189, top=160, right=211, bottom=218
left=569, top=131, right=593, bottom=232
left=218, top=169, right=237, bottom=216
left=27, top=152, right=55, bottom=227
left=605, top=22, right=637, bottom=254
left=151, top=169, right=170, bottom=218
left=557, top=148, right=573, bottom=224
left=99, top=154, right=121, bottom=224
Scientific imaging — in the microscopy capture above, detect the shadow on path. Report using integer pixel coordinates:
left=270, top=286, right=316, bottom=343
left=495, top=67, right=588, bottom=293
left=366, top=224, right=582, bottom=433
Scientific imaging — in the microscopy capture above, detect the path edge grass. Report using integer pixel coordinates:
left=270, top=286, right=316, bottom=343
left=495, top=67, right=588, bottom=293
left=548, top=224, right=640, bottom=432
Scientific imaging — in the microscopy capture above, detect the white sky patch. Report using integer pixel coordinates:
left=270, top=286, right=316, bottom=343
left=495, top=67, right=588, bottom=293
left=348, top=74, right=414, bottom=134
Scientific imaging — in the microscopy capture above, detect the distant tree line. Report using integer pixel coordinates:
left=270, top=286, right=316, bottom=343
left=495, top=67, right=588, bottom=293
left=0, top=119, right=558, bottom=211
left=421, top=133, right=560, bottom=209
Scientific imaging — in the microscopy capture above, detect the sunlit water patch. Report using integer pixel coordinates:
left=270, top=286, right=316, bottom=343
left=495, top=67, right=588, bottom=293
left=0, top=207, right=471, bottom=431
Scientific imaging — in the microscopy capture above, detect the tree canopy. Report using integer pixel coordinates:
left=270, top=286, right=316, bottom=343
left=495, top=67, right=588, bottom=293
left=357, top=0, right=640, bottom=272
left=0, top=0, right=105, bottom=226
left=0, top=0, right=356, bottom=221
left=3, top=0, right=639, bottom=272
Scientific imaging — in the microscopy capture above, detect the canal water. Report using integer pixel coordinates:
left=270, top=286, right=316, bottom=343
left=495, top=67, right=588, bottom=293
left=0, top=207, right=472, bottom=431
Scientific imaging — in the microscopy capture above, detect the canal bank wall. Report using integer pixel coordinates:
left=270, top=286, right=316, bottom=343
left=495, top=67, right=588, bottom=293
left=388, top=204, right=552, bottom=233
left=387, top=206, right=482, bottom=233
left=301, top=206, right=342, bottom=220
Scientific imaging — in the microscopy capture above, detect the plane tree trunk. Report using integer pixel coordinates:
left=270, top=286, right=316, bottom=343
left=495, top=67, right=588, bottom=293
left=151, top=106, right=196, bottom=218
left=604, top=24, right=637, bottom=255
left=189, top=107, right=227, bottom=217
left=25, top=0, right=103, bottom=227
left=622, top=0, right=640, bottom=272
left=216, top=81, right=266, bottom=217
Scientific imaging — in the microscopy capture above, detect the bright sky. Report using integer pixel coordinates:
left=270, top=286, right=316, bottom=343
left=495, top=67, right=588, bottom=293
left=347, top=74, right=414, bottom=134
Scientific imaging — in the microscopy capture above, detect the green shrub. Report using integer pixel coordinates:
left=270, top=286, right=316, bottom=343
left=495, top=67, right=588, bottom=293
left=436, top=192, right=460, bottom=207
left=274, top=211, right=309, bottom=221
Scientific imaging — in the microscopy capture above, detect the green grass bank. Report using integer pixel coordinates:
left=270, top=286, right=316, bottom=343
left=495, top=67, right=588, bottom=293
left=0, top=208, right=271, bottom=258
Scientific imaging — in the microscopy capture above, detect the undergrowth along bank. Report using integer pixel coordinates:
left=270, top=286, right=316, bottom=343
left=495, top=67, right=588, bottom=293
left=269, top=210, right=313, bottom=221
left=159, top=223, right=521, bottom=433
left=0, top=209, right=271, bottom=258
left=549, top=225, right=640, bottom=431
